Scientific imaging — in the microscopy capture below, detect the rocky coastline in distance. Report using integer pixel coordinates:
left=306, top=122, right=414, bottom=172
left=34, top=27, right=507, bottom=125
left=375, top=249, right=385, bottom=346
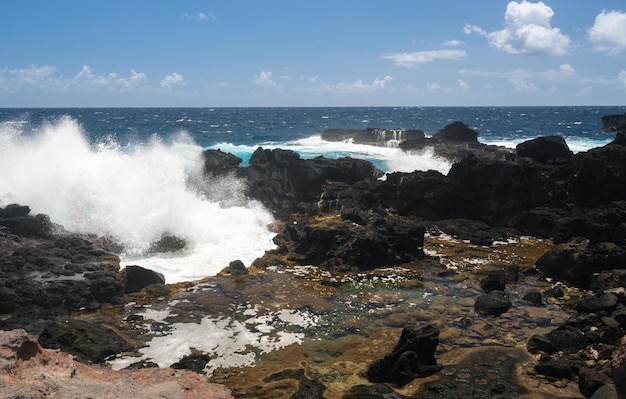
left=2, top=113, right=626, bottom=398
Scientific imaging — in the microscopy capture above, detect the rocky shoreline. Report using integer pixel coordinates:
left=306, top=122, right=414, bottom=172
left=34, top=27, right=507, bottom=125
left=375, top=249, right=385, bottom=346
left=2, top=114, right=626, bottom=398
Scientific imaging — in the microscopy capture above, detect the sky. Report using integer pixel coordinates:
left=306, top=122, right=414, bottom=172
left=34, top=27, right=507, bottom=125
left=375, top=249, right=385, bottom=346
left=1, top=1, right=625, bottom=107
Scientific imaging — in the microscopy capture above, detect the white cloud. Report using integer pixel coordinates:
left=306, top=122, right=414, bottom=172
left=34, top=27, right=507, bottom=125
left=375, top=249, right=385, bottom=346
left=314, top=76, right=394, bottom=93
left=588, top=10, right=626, bottom=55
left=619, top=70, right=626, bottom=88
left=183, top=12, right=216, bottom=21
left=460, top=64, right=576, bottom=82
left=74, top=65, right=146, bottom=90
left=475, top=1, right=570, bottom=55
left=443, top=40, right=465, bottom=47
left=1, top=65, right=56, bottom=88
left=161, top=72, right=185, bottom=88
left=254, top=71, right=277, bottom=86
left=457, top=79, right=470, bottom=90
left=345, top=76, right=392, bottom=90
left=464, top=23, right=487, bottom=36
left=382, top=49, right=466, bottom=67
left=426, top=83, right=441, bottom=90
left=510, top=77, right=538, bottom=91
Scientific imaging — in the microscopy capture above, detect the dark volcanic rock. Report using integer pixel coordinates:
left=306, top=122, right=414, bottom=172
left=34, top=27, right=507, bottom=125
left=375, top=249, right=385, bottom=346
left=527, top=334, right=558, bottom=354
left=38, top=318, right=132, bottom=363
left=432, top=121, right=479, bottom=143
left=266, top=212, right=425, bottom=272
left=535, top=238, right=626, bottom=287
left=515, top=135, right=573, bottom=164
left=322, top=127, right=426, bottom=147
left=289, top=377, right=326, bottom=399
left=365, top=324, right=441, bottom=386
left=613, top=336, right=626, bottom=399
left=522, top=291, right=544, bottom=306
left=199, top=148, right=242, bottom=176
left=546, top=326, right=588, bottom=354
left=120, top=265, right=166, bottom=294
left=579, top=366, right=614, bottom=398
left=170, top=353, right=212, bottom=373
left=147, top=235, right=187, bottom=253
left=577, top=292, right=619, bottom=314
left=480, top=271, right=506, bottom=293
left=534, top=358, right=582, bottom=380
left=0, top=203, right=54, bottom=238
left=474, top=290, right=512, bottom=316
left=241, top=148, right=383, bottom=218
left=0, top=212, right=123, bottom=322
left=219, top=259, right=248, bottom=277
left=602, top=113, right=626, bottom=132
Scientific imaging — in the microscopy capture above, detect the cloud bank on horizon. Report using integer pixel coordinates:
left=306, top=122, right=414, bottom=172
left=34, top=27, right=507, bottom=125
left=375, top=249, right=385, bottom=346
left=1, top=1, right=625, bottom=107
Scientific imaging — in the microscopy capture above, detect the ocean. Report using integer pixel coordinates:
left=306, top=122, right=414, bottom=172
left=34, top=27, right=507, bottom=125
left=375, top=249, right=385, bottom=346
left=1, top=106, right=624, bottom=282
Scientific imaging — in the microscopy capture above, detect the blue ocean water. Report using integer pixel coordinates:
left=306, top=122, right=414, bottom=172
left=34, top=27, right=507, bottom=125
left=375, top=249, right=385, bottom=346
left=2, top=106, right=623, bottom=150
left=0, top=106, right=624, bottom=281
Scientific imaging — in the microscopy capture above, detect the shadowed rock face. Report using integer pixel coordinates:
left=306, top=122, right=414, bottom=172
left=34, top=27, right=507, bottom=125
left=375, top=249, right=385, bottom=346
left=602, top=113, right=626, bottom=132
left=0, top=205, right=123, bottom=321
left=365, top=324, right=441, bottom=387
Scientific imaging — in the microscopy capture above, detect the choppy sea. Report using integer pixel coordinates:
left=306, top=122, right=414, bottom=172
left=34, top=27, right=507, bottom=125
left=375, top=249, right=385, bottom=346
left=1, top=106, right=624, bottom=282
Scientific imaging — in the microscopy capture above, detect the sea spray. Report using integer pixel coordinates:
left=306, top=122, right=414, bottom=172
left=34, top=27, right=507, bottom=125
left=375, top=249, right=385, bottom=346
left=0, top=117, right=276, bottom=282
left=227, top=135, right=454, bottom=175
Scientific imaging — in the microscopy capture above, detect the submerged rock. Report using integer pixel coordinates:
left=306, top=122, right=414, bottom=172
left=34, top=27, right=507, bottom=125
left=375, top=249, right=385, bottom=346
left=365, top=324, right=441, bottom=386
left=474, top=290, right=512, bottom=316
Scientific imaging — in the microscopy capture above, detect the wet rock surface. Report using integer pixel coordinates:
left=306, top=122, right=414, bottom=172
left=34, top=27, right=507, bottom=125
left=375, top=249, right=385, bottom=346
left=2, top=115, right=626, bottom=398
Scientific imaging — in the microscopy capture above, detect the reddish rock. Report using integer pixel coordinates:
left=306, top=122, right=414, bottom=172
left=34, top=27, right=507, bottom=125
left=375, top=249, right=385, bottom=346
left=0, top=329, right=234, bottom=399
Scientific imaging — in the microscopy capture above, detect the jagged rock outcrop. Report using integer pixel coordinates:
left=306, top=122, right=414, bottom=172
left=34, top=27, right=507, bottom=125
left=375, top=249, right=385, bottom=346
left=432, top=121, right=479, bottom=143
left=239, top=147, right=383, bottom=219
left=365, top=324, right=441, bottom=386
left=516, top=135, right=573, bottom=164
left=260, top=210, right=425, bottom=272
left=322, top=127, right=426, bottom=146
left=0, top=205, right=123, bottom=325
left=120, top=265, right=166, bottom=294
left=602, top=113, right=626, bottom=132
left=199, top=148, right=243, bottom=176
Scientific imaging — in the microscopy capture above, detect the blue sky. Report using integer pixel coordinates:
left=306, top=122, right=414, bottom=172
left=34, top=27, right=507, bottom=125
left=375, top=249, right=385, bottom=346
left=1, top=1, right=625, bottom=107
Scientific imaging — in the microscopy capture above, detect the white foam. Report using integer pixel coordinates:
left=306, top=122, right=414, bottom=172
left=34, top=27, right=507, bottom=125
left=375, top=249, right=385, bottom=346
left=0, top=117, right=277, bottom=283
left=109, top=309, right=308, bottom=374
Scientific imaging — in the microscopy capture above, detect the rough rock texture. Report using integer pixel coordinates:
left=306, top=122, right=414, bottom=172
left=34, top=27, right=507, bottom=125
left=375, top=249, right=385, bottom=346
left=474, top=290, right=512, bottom=316
left=38, top=318, right=133, bottom=363
left=0, top=329, right=234, bottom=399
left=239, top=147, right=383, bottom=219
left=515, top=135, right=573, bottom=163
left=602, top=113, right=626, bottom=132
left=613, top=336, right=626, bottom=399
left=120, top=265, right=166, bottom=294
left=260, top=211, right=425, bottom=272
left=0, top=205, right=123, bottom=326
left=321, top=127, right=426, bottom=146
left=432, top=121, right=479, bottom=143
left=365, top=324, right=441, bottom=386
